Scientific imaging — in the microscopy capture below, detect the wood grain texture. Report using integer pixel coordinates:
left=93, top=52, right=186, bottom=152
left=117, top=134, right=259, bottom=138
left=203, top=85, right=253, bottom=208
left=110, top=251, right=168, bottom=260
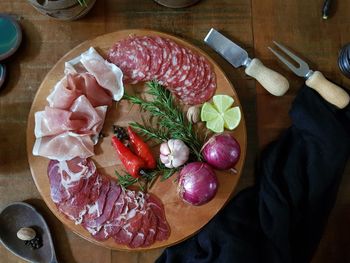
left=26, top=29, right=247, bottom=251
left=251, top=1, right=350, bottom=262
left=1, top=0, right=348, bottom=262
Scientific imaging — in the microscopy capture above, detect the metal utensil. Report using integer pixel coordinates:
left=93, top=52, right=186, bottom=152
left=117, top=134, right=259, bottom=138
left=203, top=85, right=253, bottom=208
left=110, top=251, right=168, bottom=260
left=269, top=41, right=350, bottom=109
left=204, top=28, right=289, bottom=96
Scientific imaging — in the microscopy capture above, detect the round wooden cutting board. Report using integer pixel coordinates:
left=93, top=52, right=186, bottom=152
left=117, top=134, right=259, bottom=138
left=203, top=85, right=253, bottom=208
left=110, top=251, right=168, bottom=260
left=26, top=29, right=247, bottom=251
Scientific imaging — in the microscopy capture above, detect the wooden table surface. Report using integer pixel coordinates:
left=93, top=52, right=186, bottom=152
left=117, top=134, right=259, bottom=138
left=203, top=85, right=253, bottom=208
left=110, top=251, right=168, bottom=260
left=0, top=0, right=349, bottom=262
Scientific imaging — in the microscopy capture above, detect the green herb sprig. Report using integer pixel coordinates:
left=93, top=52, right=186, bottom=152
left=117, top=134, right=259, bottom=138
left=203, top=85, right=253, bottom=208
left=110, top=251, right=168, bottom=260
left=115, top=162, right=178, bottom=192
left=124, top=80, right=203, bottom=161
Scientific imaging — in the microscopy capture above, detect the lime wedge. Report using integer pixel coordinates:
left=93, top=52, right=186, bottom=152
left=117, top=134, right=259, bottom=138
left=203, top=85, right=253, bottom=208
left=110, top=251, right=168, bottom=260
left=223, top=106, right=241, bottom=130
left=213, top=95, right=234, bottom=112
left=206, top=115, right=225, bottom=133
left=201, top=102, right=219, bottom=121
left=200, top=94, right=241, bottom=133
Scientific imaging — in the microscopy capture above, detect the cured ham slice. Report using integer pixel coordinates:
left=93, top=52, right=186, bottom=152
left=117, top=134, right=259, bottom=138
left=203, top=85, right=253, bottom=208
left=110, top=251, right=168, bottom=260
left=33, top=132, right=95, bottom=161
left=34, top=102, right=107, bottom=138
left=34, top=95, right=107, bottom=160
left=80, top=47, right=124, bottom=101
left=47, top=158, right=96, bottom=203
left=47, top=73, right=112, bottom=110
left=35, top=107, right=86, bottom=138
left=47, top=157, right=170, bottom=248
left=69, top=95, right=106, bottom=135
left=48, top=158, right=99, bottom=223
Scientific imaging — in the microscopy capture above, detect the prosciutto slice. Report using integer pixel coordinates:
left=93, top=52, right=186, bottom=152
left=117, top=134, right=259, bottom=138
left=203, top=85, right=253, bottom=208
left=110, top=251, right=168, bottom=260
left=80, top=47, right=124, bottom=101
left=34, top=95, right=107, bottom=160
left=47, top=73, right=112, bottom=110
left=34, top=100, right=107, bottom=138
left=33, top=132, right=95, bottom=161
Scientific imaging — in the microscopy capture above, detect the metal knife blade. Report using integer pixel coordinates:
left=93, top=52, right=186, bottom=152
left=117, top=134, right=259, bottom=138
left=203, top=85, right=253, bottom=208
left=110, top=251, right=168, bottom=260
left=204, top=28, right=251, bottom=68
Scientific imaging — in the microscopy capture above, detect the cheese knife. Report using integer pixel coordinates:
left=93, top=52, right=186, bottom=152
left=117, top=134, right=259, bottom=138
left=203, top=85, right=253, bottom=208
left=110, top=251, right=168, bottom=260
left=204, top=28, right=289, bottom=96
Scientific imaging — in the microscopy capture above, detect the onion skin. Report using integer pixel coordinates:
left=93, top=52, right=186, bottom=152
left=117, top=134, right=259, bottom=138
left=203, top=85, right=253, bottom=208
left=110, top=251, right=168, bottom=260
left=202, top=133, right=241, bottom=170
left=178, top=162, right=218, bottom=206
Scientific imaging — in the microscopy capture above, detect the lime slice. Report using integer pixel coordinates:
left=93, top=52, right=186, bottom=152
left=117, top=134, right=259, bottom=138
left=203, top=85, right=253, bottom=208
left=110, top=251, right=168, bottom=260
left=201, top=102, right=219, bottom=121
left=206, top=115, right=225, bottom=133
left=213, top=95, right=234, bottom=112
left=223, top=106, right=241, bottom=130
left=201, top=95, right=241, bottom=133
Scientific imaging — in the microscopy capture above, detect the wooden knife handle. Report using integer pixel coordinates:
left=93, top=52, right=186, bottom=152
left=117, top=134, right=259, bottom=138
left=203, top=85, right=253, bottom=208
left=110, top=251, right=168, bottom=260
left=245, top=58, right=289, bottom=96
left=306, top=71, right=350, bottom=109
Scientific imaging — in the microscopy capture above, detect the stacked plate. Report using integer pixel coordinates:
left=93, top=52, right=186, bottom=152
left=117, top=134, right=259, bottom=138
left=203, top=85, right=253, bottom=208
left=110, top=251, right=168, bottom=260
left=0, top=14, right=22, bottom=90
left=338, top=43, right=350, bottom=78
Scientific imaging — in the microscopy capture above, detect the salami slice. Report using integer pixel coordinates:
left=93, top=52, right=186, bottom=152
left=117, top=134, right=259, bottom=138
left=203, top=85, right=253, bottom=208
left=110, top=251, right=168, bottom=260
left=108, top=37, right=149, bottom=84
left=153, top=36, right=172, bottom=80
left=166, top=46, right=191, bottom=86
left=162, top=39, right=183, bottom=84
left=130, top=37, right=151, bottom=84
left=139, top=36, right=163, bottom=81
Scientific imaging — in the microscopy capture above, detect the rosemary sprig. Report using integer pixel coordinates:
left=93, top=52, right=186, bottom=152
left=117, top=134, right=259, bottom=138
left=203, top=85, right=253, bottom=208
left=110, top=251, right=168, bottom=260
left=115, top=162, right=178, bottom=192
left=115, top=170, right=138, bottom=189
left=124, top=80, right=203, bottom=161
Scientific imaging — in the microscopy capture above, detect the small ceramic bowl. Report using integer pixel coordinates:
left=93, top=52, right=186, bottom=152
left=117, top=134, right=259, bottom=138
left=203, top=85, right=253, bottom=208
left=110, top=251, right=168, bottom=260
left=0, top=14, right=22, bottom=61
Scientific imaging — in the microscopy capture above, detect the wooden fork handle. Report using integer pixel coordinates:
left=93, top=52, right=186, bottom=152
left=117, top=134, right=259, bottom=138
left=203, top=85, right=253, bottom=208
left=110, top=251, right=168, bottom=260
left=245, top=58, right=289, bottom=96
left=306, top=71, right=350, bottom=109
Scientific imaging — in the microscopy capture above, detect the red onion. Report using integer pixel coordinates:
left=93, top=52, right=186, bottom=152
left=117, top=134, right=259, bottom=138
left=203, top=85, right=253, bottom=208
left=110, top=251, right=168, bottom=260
left=201, top=133, right=241, bottom=170
left=178, top=162, right=218, bottom=206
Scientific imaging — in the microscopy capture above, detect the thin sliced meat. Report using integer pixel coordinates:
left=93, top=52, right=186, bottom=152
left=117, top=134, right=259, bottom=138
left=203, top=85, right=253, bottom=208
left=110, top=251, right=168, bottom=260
left=83, top=181, right=121, bottom=233
left=47, top=158, right=96, bottom=203
left=56, top=163, right=99, bottom=223
left=153, top=36, right=172, bottom=80
left=166, top=47, right=191, bottom=86
left=139, top=36, right=163, bottom=81
left=129, top=208, right=152, bottom=248
left=130, top=37, right=151, bottom=83
left=113, top=190, right=146, bottom=246
left=181, top=72, right=216, bottom=105
left=67, top=73, right=112, bottom=107
left=47, top=73, right=112, bottom=110
left=162, top=40, right=183, bottom=83
left=34, top=100, right=107, bottom=139
left=35, top=107, right=86, bottom=138
left=147, top=195, right=170, bottom=242
left=143, top=210, right=158, bottom=247
left=80, top=47, right=124, bottom=101
left=82, top=176, right=111, bottom=232
left=33, top=132, right=95, bottom=161
left=102, top=189, right=127, bottom=238
left=69, top=95, right=104, bottom=135
left=107, top=37, right=149, bottom=84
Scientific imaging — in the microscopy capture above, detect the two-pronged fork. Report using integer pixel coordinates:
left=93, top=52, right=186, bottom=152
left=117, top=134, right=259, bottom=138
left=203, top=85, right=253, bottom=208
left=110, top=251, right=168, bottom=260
left=269, top=41, right=349, bottom=109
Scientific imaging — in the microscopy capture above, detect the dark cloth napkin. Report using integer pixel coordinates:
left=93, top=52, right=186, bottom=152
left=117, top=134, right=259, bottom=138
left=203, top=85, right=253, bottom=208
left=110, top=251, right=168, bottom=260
left=156, top=85, right=350, bottom=263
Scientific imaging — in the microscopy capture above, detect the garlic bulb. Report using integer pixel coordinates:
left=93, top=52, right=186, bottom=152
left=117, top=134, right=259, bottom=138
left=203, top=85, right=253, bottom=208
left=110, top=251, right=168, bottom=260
left=186, top=105, right=201, bottom=124
left=159, top=139, right=190, bottom=168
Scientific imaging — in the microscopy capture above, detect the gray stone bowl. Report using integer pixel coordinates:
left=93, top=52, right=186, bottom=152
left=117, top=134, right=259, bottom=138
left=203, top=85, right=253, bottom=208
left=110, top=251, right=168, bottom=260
left=0, top=202, right=58, bottom=263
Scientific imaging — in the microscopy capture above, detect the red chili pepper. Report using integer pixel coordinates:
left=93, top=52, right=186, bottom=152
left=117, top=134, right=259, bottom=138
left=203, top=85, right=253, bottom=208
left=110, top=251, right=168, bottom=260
left=111, top=136, right=145, bottom=178
left=127, top=127, right=157, bottom=169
